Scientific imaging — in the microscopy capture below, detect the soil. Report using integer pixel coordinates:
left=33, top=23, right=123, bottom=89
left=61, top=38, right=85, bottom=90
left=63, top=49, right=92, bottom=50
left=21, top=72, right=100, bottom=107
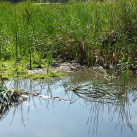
left=27, top=61, right=82, bottom=74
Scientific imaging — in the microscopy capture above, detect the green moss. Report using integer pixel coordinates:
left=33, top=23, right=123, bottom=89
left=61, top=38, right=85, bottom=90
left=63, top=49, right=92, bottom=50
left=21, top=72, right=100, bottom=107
left=24, top=73, right=47, bottom=80
left=24, top=71, right=67, bottom=80
left=47, top=71, right=67, bottom=78
left=0, top=61, right=67, bottom=80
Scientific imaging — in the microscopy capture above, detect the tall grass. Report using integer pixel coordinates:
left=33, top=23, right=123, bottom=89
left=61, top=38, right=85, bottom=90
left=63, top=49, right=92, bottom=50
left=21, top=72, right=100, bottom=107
left=0, top=0, right=136, bottom=82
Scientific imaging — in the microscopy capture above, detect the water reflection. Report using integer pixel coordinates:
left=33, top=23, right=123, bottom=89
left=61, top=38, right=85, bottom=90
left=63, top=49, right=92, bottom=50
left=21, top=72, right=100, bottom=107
left=82, top=93, right=136, bottom=135
left=0, top=69, right=137, bottom=137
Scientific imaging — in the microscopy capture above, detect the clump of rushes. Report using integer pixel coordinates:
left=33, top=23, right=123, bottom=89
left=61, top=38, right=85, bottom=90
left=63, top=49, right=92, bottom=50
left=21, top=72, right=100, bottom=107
left=0, top=0, right=136, bottom=83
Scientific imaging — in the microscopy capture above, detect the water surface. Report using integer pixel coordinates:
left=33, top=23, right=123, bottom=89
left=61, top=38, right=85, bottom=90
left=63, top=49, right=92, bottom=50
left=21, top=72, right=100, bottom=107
left=0, top=69, right=137, bottom=137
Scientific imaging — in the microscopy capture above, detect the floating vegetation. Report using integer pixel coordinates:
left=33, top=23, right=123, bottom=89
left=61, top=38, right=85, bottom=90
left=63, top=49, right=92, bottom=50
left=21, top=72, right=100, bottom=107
left=24, top=71, right=67, bottom=80
left=69, top=66, right=131, bottom=101
left=70, top=82, right=127, bottom=101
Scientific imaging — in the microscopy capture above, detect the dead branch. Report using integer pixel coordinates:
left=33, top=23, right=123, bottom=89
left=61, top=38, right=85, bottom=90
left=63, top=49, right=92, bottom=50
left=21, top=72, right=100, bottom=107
left=22, top=91, right=71, bottom=103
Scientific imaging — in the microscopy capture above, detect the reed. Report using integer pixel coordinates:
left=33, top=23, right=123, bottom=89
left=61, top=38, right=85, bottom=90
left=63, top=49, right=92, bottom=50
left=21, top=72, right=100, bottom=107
left=0, top=0, right=136, bottom=81
left=46, top=44, right=53, bottom=73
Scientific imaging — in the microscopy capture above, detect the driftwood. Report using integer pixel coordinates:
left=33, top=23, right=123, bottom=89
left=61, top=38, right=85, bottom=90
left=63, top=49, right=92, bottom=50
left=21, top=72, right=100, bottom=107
left=22, top=91, right=71, bottom=103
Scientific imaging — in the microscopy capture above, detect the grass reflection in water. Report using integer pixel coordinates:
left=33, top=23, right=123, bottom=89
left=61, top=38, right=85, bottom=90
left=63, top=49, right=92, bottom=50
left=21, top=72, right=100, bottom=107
left=0, top=73, right=137, bottom=137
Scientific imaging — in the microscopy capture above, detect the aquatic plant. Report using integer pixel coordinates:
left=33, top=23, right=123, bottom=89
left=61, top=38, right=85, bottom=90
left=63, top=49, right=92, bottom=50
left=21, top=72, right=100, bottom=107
left=0, top=83, right=20, bottom=113
left=46, top=45, right=53, bottom=73
left=0, top=83, right=9, bottom=105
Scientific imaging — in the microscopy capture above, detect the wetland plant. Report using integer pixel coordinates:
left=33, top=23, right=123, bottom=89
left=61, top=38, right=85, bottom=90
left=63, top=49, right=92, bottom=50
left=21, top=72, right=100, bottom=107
left=0, top=0, right=136, bottom=79
left=47, top=51, right=53, bottom=73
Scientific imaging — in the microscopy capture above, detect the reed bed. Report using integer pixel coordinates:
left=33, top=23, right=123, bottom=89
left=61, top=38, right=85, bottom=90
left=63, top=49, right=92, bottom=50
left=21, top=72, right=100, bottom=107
left=0, top=0, right=136, bottom=73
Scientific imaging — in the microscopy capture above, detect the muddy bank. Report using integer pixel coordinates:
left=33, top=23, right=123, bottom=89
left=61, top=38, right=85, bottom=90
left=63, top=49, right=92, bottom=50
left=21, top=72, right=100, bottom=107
left=27, top=60, right=137, bottom=79
left=27, top=61, right=82, bottom=74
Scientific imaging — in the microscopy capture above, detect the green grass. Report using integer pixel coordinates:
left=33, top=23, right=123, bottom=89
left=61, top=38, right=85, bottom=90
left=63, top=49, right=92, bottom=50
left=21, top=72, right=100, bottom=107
left=0, top=0, right=137, bottom=83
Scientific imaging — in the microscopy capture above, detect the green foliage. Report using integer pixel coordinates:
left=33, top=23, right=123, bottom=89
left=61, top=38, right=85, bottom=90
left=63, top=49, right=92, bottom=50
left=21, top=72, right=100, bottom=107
left=24, top=71, right=66, bottom=79
left=25, top=73, right=47, bottom=79
left=47, top=71, right=66, bottom=77
left=0, top=83, right=10, bottom=109
left=0, top=0, right=136, bottom=82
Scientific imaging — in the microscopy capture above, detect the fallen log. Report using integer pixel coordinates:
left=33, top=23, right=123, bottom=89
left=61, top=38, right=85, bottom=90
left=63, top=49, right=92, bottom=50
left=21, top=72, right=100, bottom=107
left=22, top=91, right=71, bottom=103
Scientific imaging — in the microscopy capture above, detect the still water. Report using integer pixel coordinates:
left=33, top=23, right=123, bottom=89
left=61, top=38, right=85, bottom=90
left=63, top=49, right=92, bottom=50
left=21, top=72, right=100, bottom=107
left=0, top=69, right=137, bottom=137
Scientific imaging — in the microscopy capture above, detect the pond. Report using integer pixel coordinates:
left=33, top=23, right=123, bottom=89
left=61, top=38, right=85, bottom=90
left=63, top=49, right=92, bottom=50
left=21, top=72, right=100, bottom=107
left=0, top=68, right=137, bottom=137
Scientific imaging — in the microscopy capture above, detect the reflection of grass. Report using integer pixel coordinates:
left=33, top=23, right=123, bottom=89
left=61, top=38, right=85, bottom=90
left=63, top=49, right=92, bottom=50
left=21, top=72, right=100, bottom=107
left=69, top=81, right=136, bottom=135
left=84, top=94, right=136, bottom=136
